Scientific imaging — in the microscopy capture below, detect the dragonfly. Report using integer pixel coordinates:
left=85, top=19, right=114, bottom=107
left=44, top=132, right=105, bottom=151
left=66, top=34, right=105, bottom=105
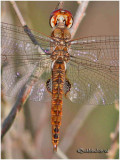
left=1, top=8, right=119, bottom=151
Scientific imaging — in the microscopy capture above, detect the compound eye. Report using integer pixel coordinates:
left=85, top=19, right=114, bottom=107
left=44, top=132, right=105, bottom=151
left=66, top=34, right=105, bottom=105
left=65, top=16, right=73, bottom=28
left=50, top=15, right=57, bottom=28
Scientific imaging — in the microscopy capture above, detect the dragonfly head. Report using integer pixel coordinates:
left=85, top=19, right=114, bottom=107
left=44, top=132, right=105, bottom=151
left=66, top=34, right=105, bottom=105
left=50, top=9, right=73, bottom=28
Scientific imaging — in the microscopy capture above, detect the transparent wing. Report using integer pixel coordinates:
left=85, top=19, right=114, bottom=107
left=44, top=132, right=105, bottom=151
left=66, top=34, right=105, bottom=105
left=67, top=36, right=119, bottom=105
left=29, top=79, right=51, bottom=102
left=2, top=22, right=54, bottom=51
left=1, top=22, right=52, bottom=100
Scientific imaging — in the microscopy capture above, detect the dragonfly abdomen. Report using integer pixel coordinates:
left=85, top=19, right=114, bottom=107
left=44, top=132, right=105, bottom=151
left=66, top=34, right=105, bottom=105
left=51, top=57, right=65, bottom=151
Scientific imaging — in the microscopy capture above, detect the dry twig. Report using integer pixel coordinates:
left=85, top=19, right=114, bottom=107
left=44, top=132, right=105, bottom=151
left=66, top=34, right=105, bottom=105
left=55, top=1, right=64, bottom=10
left=70, top=1, right=89, bottom=38
left=10, top=1, right=26, bottom=26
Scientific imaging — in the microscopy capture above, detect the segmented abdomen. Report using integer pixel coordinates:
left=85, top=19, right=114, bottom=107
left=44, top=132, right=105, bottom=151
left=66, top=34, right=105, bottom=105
left=51, top=57, right=65, bottom=151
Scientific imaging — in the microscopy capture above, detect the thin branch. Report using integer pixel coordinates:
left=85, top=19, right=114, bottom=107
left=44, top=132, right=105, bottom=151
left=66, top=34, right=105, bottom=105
left=55, top=1, right=64, bottom=10
left=34, top=104, right=50, bottom=155
left=8, top=110, right=36, bottom=158
left=10, top=1, right=46, bottom=55
left=2, top=132, right=13, bottom=159
left=2, top=106, right=26, bottom=158
left=70, top=1, right=89, bottom=38
left=10, top=1, right=26, bottom=26
left=12, top=128, right=37, bottom=158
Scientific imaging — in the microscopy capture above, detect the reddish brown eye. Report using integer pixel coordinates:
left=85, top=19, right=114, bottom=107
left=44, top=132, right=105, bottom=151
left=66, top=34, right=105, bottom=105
left=49, top=9, right=73, bottom=28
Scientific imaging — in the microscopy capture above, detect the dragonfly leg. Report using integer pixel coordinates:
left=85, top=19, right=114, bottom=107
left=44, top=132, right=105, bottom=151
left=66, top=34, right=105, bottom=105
left=64, top=78, right=71, bottom=96
left=46, top=78, right=52, bottom=93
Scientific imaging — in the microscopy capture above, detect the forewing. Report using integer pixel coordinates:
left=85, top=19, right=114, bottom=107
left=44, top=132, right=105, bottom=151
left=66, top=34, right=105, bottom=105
left=1, top=22, right=52, bottom=100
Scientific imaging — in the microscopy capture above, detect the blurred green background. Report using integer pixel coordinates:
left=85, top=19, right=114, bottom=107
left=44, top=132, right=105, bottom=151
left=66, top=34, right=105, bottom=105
left=1, top=1, right=119, bottom=159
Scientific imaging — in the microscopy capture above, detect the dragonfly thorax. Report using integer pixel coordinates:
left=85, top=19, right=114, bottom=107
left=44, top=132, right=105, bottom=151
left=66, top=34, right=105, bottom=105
left=50, top=26, right=71, bottom=62
left=51, top=27, right=71, bottom=40
left=51, top=45, right=70, bottom=62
